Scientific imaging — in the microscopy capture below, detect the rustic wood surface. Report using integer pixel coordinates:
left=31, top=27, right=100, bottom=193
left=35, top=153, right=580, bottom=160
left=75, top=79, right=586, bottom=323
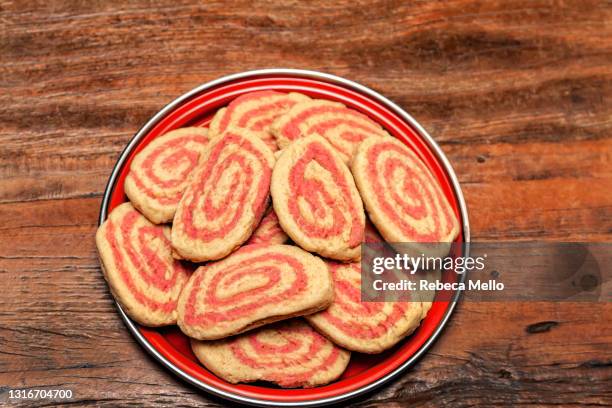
left=1, top=0, right=611, bottom=406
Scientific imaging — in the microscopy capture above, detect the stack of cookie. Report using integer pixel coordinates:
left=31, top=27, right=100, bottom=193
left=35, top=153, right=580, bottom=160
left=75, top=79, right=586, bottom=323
left=96, top=91, right=459, bottom=388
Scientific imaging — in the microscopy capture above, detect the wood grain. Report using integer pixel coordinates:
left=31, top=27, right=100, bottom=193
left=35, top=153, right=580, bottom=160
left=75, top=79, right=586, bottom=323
left=1, top=0, right=611, bottom=406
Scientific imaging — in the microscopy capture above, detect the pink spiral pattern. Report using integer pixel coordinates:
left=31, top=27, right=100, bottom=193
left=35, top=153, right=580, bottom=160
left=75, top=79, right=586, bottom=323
left=272, top=135, right=365, bottom=261
left=124, top=127, right=211, bottom=223
left=171, top=130, right=275, bottom=261
left=352, top=137, right=459, bottom=244
left=190, top=320, right=350, bottom=388
left=209, top=91, right=310, bottom=151
left=272, top=99, right=390, bottom=162
left=95, top=203, right=192, bottom=325
left=177, top=244, right=332, bottom=340
left=307, top=261, right=422, bottom=353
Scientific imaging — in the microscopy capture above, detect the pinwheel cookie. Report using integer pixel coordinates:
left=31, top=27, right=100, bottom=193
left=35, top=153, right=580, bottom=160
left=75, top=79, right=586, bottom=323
left=271, top=99, right=390, bottom=162
left=209, top=91, right=310, bottom=151
left=95, top=202, right=193, bottom=326
left=171, top=129, right=275, bottom=262
left=271, top=135, right=365, bottom=261
left=124, top=127, right=211, bottom=224
left=191, top=319, right=350, bottom=388
left=246, top=206, right=289, bottom=245
left=306, top=261, right=423, bottom=354
left=177, top=244, right=333, bottom=340
left=352, top=137, right=460, bottom=258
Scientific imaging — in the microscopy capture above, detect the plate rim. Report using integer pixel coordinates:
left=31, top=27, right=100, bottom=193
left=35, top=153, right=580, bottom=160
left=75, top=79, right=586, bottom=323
left=98, top=68, right=470, bottom=407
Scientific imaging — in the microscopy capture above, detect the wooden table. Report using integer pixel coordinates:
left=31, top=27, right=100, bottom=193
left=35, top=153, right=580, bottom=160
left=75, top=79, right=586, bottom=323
left=1, top=1, right=610, bottom=406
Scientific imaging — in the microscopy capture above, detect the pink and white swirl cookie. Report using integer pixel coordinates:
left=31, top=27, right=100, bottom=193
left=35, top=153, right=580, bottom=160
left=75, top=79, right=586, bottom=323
left=271, top=99, right=390, bottom=162
left=246, top=206, right=289, bottom=245
left=124, top=127, right=211, bottom=224
left=271, top=135, right=365, bottom=261
left=191, top=319, right=350, bottom=388
left=364, top=216, right=437, bottom=320
left=95, top=202, right=193, bottom=326
left=351, top=137, right=460, bottom=257
left=306, top=261, right=423, bottom=354
left=171, top=129, right=275, bottom=262
left=209, top=91, right=310, bottom=151
left=176, top=244, right=333, bottom=340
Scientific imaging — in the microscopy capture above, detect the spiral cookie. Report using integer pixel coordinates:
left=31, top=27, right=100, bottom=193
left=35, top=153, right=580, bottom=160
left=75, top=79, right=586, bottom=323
left=177, top=244, right=334, bottom=340
left=271, top=99, right=390, bottom=162
left=306, top=261, right=423, bottom=354
left=95, top=203, right=193, bottom=326
left=209, top=91, right=310, bottom=151
left=246, top=206, right=289, bottom=245
left=352, top=137, right=460, bottom=258
left=271, top=135, right=365, bottom=261
left=191, top=319, right=350, bottom=388
left=124, top=127, right=211, bottom=224
left=171, top=129, right=275, bottom=262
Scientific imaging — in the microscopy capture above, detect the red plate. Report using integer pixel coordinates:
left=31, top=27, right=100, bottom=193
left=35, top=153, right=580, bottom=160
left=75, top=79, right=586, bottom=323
left=98, top=69, right=470, bottom=406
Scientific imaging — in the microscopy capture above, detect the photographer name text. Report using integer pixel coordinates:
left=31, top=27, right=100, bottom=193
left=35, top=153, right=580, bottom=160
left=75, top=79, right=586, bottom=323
left=372, top=279, right=504, bottom=291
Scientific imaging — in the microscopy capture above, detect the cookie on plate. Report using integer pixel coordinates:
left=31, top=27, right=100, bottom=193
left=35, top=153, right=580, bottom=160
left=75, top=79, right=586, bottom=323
left=191, top=319, right=350, bottom=388
left=271, top=99, right=390, bottom=163
left=209, top=91, right=310, bottom=151
left=177, top=244, right=334, bottom=340
left=124, top=127, right=211, bottom=224
left=245, top=205, right=289, bottom=245
left=95, top=202, right=193, bottom=326
left=171, top=129, right=275, bottom=262
left=306, top=261, right=423, bottom=354
left=351, top=137, right=460, bottom=258
left=271, top=135, right=365, bottom=261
